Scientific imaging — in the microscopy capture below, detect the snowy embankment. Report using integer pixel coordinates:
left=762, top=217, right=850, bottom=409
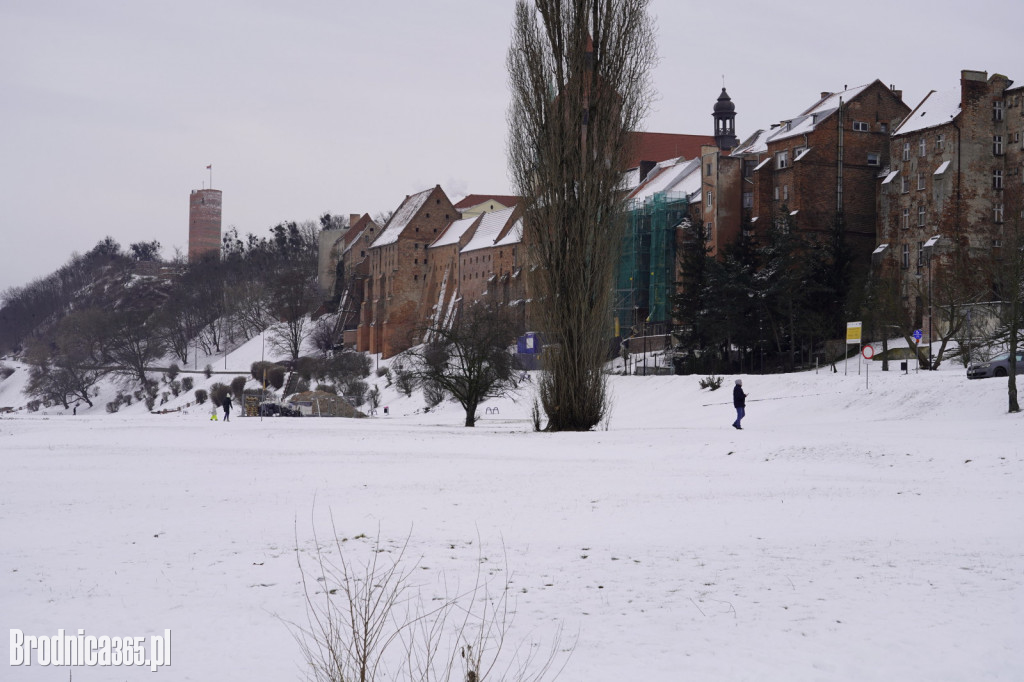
left=1, top=347, right=1022, bottom=681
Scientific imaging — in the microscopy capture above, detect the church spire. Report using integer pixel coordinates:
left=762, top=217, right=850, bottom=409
left=713, top=86, right=738, bottom=150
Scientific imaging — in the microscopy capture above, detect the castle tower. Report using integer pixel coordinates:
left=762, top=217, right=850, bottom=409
left=188, top=188, right=222, bottom=262
left=713, top=87, right=738, bottom=150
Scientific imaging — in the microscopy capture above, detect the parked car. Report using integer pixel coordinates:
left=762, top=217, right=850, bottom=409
left=967, top=352, right=1024, bottom=379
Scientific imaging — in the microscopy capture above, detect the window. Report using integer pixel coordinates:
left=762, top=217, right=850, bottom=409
left=743, top=192, right=753, bottom=208
left=902, top=207, right=910, bottom=229
left=880, top=122, right=888, bottom=133
left=852, top=121, right=868, bottom=132
left=776, top=150, right=788, bottom=169
left=994, top=169, right=1004, bottom=189
left=706, top=163, right=712, bottom=176
left=706, top=191, right=713, bottom=208
left=994, top=100, right=1004, bottom=121
left=994, top=135, right=1004, bottom=155
left=919, top=138, right=927, bottom=157
left=936, top=133, right=945, bottom=151
left=917, top=242, right=924, bottom=269
left=902, top=244, right=910, bottom=269
left=902, top=142, right=911, bottom=161
left=901, top=175, right=910, bottom=193
left=773, top=186, right=779, bottom=201
left=918, top=172, right=926, bottom=190
left=783, top=185, right=789, bottom=201
left=867, top=152, right=881, bottom=166
left=918, top=204, right=926, bottom=226
left=995, top=204, right=1004, bottom=223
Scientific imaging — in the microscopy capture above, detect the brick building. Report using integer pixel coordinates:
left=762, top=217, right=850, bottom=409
left=876, top=69, right=1023, bottom=339
left=357, top=186, right=457, bottom=356
left=733, top=80, right=910, bottom=265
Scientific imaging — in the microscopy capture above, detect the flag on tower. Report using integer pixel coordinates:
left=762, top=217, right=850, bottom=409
left=206, top=164, right=212, bottom=169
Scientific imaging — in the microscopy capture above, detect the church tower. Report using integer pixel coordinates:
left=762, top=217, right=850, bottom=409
left=713, top=87, right=738, bottom=150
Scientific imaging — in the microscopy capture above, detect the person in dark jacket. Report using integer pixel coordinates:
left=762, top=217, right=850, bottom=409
left=732, top=379, right=747, bottom=429
left=222, top=393, right=233, bottom=422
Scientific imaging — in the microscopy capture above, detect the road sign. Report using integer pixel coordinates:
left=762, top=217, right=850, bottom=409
left=862, top=344, right=874, bottom=360
left=846, top=321, right=862, bottom=344
left=912, top=329, right=923, bottom=344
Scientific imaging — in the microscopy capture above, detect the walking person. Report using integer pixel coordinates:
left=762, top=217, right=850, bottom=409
left=222, top=393, right=233, bottom=422
left=732, top=379, right=747, bottom=430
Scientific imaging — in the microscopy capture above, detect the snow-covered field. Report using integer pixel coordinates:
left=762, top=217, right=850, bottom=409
left=1, top=342, right=1022, bottom=681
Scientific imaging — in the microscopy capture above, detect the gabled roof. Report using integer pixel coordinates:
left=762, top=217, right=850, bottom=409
left=453, top=194, right=520, bottom=210
left=894, top=88, right=961, bottom=136
left=430, top=215, right=480, bottom=249
left=740, top=81, right=879, bottom=149
left=495, top=219, right=522, bottom=247
left=342, top=215, right=379, bottom=255
left=627, top=131, right=715, bottom=167
left=371, top=188, right=434, bottom=247
left=463, top=206, right=517, bottom=253
left=625, top=156, right=702, bottom=205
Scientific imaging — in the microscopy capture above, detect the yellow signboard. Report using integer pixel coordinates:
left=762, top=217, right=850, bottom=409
left=846, top=321, right=862, bottom=344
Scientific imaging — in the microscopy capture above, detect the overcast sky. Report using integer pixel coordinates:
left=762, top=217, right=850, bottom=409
left=1, top=0, right=1020, bottom=294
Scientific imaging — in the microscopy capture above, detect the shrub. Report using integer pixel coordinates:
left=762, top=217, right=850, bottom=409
left=0, top=363, right=14, bottom=381
left=375, top=366, right=391, bottom=380
left=367, top=385, right=381, bottom=410
left=181, top=376, right=194, bottom=392
left=315, top=383, right=337, bottom=395
left=230, top=375, right=247, bottom=397
left=394, top=368, right=418, bottom=397
left=267, top=365, right=286, bottom=390
left=203, top=364, right=213, bottom=379
left=295, top=378, right=311, bottom=394
left=27, top=399, right=42, bottom=412
left=251, top=361, right=276, bottom=383
left=423, top=380, right=445, bottom=408
left=169, top=380, right=181, bottom=397
left=160, top=392, right=170, bottom=405
left=105, top=401, right=121, bottom=413
left=145, top=394, right=157, bottom=411
left=295, top=356, right=322, bottom=382
left=699, top=374, right=724, bottom=391
left=194, top=389, right=208, bottom=405
left=166, top=363, right=180, bottom=382
left=209, top=382, right=230, bottom=407
left=346, top=379, right=368, bottom=406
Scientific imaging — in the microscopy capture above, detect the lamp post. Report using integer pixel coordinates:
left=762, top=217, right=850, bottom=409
left=923, top=235, right=942, bottom=370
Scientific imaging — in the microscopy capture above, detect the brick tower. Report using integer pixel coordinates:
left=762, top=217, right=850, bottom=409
left=188, top=188, right=222, bottom=262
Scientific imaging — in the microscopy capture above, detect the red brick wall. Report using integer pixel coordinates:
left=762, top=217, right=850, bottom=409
left=188, top=189, right=222, bottom=262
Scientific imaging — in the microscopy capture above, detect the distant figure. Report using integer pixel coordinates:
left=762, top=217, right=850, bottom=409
left=732, top=379, right=747, bottom=430
left=222, top=393, right=233, bottom=422
left=383, top=406, right=389, bottom=416
left=73, top=404, right=77, bottom=416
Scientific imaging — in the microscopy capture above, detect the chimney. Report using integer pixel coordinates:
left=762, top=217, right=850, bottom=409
left=820, top=91, right=830, bottom=100
left=961, top=69, right=989, bottom=107
left=890, top=84, right=903, bottom=101
left=350, top=213, right=361, bottom=227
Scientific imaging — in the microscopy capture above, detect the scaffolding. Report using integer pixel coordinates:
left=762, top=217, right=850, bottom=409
left=614, top=192, right=689, bottom=336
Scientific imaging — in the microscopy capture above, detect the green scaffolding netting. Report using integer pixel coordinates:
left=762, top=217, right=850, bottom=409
left=614, top=192, right=689, bottom=335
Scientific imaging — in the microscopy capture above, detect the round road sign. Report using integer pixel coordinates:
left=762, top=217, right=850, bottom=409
left=862, top=344, right=874, bottom=360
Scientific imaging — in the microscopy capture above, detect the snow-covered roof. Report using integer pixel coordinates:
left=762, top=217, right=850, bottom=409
left=794, top=146, right=813, bottom=162
left=737, top=83, right=874, bottom=150
left=371, top=188, right=433, bottom=247
left=627, top=157, right=701, bottom=205
left=494, top=219, right=522, bottom=247
left=882, top=169, right=900, bottom=185
left=731, top=128, right=771, bottom=155
left=462, top=206, right=516, bottom=253
left=895, top=88, right=961, bottom=136
left=934, top=160, right=951, bottom=176
left=430, top=215, right=478, bottom=249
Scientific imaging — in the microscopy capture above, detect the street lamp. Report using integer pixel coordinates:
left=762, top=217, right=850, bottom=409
left=923, top=235, right=943, bottom=370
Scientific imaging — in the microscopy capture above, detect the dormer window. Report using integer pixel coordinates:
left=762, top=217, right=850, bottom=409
left=775, top=151, right=788, bottom=169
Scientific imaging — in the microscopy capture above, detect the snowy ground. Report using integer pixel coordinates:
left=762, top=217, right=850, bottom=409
left=1, top=342, right=1023, bottom=681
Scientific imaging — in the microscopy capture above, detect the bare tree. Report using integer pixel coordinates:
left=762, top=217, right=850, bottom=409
left=291, top=519, right=570, bottom=682
left=507, top=0, right=656, bottom=430
left=405, top=301, right=521, bottom=427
